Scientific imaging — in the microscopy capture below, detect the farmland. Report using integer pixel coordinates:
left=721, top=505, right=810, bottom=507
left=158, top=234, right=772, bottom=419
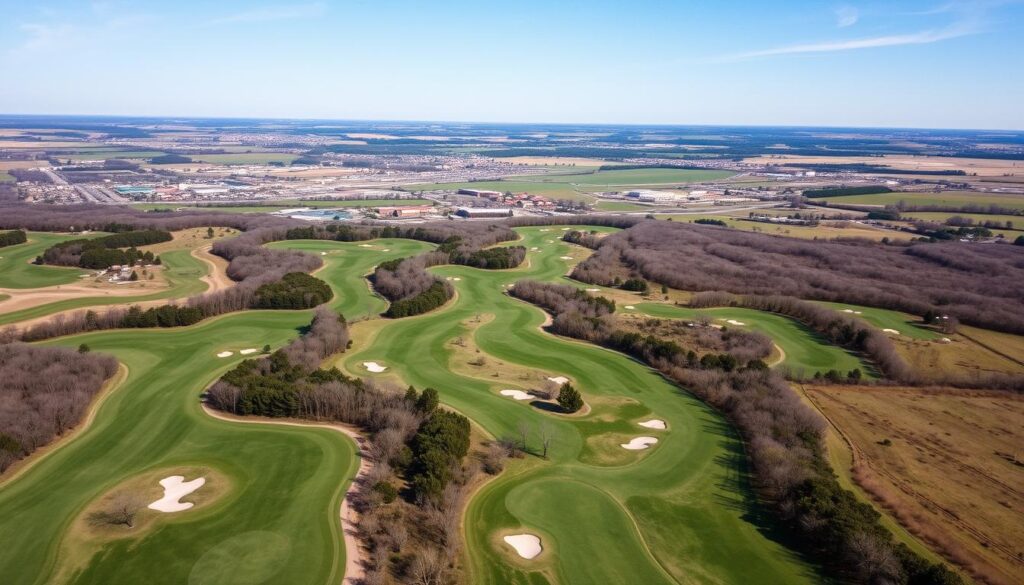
left=818, top=190, right=1024, bottom=210
left=187, top=153, right=301, bottom=165
left=805, top=385, right=1024, bottom=585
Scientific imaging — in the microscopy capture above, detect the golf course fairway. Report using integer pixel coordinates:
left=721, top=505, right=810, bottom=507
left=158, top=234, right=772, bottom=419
left=0, top=227, right=827, bottom=584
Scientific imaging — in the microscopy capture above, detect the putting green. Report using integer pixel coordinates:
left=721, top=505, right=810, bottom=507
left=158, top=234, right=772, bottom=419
left=0, top=232, right=90, bottom=288
left=632, top=302, right=872, bottom=377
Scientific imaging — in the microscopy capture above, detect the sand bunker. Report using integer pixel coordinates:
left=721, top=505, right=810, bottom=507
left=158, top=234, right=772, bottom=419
left=530, top=247, right=539, bottom=251
left=382, top=249, right=390, bottom=252
left=363, top=361, right=387, bottom=373
left=320, top=252, right=327, bottom=256
left=547, top=376, right=569, bottom=385
left=560, top=228, right=570, bottom=231
left=621, top=437, right=659, bottom=450
left=559, top=256, right=573, bottom=260
left=453, top=277, right=461, bottom=281
left=239, top=348, right=259, bottom=355
left=725, top=319, right=745, bottom=326
left=500, top=389, right=533, bottom=401
left=148, top=475, right=206, bottom=513
left=638, top=419, right=667, bottom=430
left=586, top=288, right=600, bottom=292
left=883, top=328, right=900, bottom=335
left=841, top=309, right=863, bottom=315
left=624, top=305, right=635, bottom=310
left=358, top=244, right=372, bottom=247
left=216, top=351, right=233, bottom=358
left=504, top=534, right=542, bottom=559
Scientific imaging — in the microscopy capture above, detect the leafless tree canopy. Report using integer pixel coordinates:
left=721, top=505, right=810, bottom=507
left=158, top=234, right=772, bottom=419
left=0, top=343, right=118, bottom=473
left=570, top=220, right=1024, bottom=334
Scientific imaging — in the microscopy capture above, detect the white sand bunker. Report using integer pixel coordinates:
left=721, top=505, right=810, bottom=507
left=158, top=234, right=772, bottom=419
left=363, top=361, right=387, bottom=373
left=239, top=348, right=259, bottom=355
left=586, top=288, right=600, bottom=292
left=560, top=228, right=570, bottom=231
left=841, top=309, right=863, bottom=315
left=320, top=251, right=327, bottom=256
left=148, top=475, right=206, bottom=513
left=500, top=389, right=533, bottom=401
left=216, top=351, right=233, bottom=358
left=725, top=319, right=745, bottom=326
left=453, top=277, right=461, bottom=281
left=559, top=256, right=573, bottom=260
left=530, top=247, right=539, bottom=251
left=624, top=305, right=635, bottom=310
left=547, top=376, right=569, bottom=385
left=504, top=534, right=543, bottom=559
left=883, top=328, right=900, bottom=335
left=621, top=436, right=659, bottom=450
left=382, top=249, right=390, bottom=252
left=638, top=419, right=667, bottom=430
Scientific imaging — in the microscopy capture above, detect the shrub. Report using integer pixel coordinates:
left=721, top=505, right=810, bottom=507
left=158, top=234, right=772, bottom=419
left=556, top=383, right=583, bottom=413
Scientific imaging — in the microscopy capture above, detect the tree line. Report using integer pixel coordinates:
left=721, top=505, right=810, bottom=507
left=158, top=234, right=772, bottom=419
left=568, top=220, right=1024, bottom=335
left=206, top=306, right=480, bottom=583
left=0, top=343, right=118, bottom=473
left=509, top=280, right=961, bottom=585
left=41, top=229, right=171, bottom=268
left=0, top=229, right=26, bottom=248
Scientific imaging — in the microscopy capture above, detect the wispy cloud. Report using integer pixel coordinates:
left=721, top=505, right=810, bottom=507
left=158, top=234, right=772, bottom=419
left=10, top=13, right=151, bottom=55
left=835, top=5, right=859, bottom=27
left=720, top=24, right=976, bottom=61
left=207, top=2, right=327, bottom=25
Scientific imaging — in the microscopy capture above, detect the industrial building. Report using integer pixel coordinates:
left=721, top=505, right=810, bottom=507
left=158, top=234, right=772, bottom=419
left=454, top=206, right=513, bottom=219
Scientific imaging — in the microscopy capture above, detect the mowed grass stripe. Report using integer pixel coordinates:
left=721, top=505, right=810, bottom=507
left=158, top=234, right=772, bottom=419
left=335, top=227, right=816, bottom=584
left=0, top=310, right=360, bottom=584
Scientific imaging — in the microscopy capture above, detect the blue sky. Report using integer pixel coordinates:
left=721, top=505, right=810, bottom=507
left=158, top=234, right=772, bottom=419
left=0, top=0, right=1021, bottom=129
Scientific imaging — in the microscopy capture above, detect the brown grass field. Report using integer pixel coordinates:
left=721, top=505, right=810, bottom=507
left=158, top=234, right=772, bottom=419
left=893, top=329, right=1024, bottom=382
left=806, top=385, right=1024, bottom=585
left=743, top=154, right=1024, bottom=177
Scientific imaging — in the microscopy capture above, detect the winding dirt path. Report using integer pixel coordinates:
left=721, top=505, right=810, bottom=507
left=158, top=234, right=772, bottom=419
left=192, top=246, right=233, bottom=292
left=201, top=405, right=370, bottom=584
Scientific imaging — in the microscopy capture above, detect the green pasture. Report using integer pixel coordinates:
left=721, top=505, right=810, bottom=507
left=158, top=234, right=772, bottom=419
left=593, top=200, right=653, bottom=212
left=0, top=232, right=90, bottom=288
left=821, top=190, right=1024, bottom=210
left=406, top=168, right=734, bottom=201
left=632, top=303, right=871, bottom=377
left=0, top=310, right=356, bottom=585
left=899, top=211, right=1022, bottom=229
left=0, top=247, right=214, bottom=326
left=187, top=153, right=300, bottom=165
left=63, top=151, right=167, bottom=161
left=0, top=171, right=14, bottom=183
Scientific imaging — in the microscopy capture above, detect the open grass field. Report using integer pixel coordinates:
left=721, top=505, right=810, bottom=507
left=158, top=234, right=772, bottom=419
left=631, top=302, right=871, bottom=377
left=805, top=385, right=1024, bottom=585
left=130, top=199, right=433, bottom=213
left=287, top=228, right=820, bottom=584
left=594, top=200, right=653, bottom=212
left=900, top=211, right=1022, bottom=229
left=0, top=171, right=14, bottom=183
left=0, top=310, right=359, bottom=585
left=406, top=168, right=735, bottom=201
left=62, top=151, right=167, bottom=161
left=186, top=153, right=300, bottom=165
left=820, top=191, right=1024, bottom=210
left=0, top=232, right=91, bottom=288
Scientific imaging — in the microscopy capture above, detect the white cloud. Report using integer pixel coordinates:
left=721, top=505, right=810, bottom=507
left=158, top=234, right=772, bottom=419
left=717, top=21, right=978, bottom=61
left=207, top=2, right=327, bottom=25
left=835, top=5, right=859, bottom=27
